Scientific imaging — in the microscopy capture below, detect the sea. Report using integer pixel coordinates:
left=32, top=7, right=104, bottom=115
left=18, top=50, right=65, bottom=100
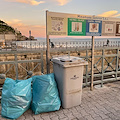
left=16, top=37, right=120, bottom=48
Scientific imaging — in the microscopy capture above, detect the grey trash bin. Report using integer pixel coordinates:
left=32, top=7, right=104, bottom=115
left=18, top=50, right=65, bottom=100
left=52, top=56, right=88, bottom=108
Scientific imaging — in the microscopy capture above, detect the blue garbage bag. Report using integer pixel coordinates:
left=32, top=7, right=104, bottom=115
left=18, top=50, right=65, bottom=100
left=31, top=73, right=61, bottom=114
left=1, top=78, right=32, bottom=119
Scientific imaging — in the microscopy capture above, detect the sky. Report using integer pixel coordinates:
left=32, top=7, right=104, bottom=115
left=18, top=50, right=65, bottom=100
left=1, top=0, right=120, bottom=38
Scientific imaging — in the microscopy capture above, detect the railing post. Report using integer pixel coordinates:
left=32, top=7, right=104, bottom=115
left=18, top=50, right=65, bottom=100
left=66, top=42, right=67, bottom=49
left=15, top=53, right=18, bottom=79
left=46, top=10, right=50, bottom=74
left=101, top=49, right=104, bottom=87
left=68, top=51, right=70, bottom=56
left=86, top=49, right=88, bottom=86
left=116, top=48, right=119, bottom=80
left=91, top=36, right=94, bottom=91
left=41, top=51, right=44, bottom=74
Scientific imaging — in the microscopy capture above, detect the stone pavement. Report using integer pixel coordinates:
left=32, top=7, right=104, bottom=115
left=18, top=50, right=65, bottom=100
left=1, top=81, right=120, bottom=120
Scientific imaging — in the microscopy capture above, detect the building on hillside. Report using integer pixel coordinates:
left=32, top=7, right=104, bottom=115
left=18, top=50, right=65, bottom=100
left=0, top=33, right=15, bottom=41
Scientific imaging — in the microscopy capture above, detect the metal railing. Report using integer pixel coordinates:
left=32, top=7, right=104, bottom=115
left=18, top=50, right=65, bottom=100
left=0, top=40, right=120, bottom=100
left=0, top=40, right=120, bottom=51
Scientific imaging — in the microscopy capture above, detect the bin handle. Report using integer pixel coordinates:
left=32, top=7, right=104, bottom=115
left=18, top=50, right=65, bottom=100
left=60, top=60, right=72, bottom=62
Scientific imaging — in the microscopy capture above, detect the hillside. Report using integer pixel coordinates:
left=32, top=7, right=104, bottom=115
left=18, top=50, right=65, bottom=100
left=0, top=20, right=16, bottom=34
left=0, top=20, right=28, bottom=40
left=0, top=20, right=35, bottom=41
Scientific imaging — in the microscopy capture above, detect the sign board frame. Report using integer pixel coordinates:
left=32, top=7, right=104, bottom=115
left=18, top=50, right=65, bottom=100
left=47, top=11, right=120, bottom=36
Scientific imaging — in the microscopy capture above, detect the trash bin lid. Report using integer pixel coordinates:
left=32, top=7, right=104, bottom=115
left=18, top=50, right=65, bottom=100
left=52, top=56, right=88, bottom=67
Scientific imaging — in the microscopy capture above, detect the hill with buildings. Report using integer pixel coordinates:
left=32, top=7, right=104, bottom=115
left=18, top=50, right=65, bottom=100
left=0, top=20, right=35, bottom=41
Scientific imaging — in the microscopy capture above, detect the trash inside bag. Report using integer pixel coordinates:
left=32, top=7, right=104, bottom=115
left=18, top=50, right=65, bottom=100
left=1, top=78, right=32, bottom=119
left=31, top=73, right=61, bottom=114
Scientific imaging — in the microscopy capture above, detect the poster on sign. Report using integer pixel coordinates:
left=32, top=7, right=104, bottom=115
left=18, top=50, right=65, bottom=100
left=47, top=16, right=67, bottom=35
left=116, top=22, right=120, bottom=36
left=72, top=22, right=82, bottom=32
left=89, top=23, right=99, bottom=32
left=86, top=20, right=102, bottom=36
left=105, top=24, right=113, bottom=33
left=68, top=18, right=86, bottom=36
left=102, top=21, right=116, bottom=36
left=52, top=18, right=63, bottom=31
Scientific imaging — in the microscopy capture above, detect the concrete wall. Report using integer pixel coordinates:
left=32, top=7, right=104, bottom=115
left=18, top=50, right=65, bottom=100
left=0, top=34, right=15, bottom=40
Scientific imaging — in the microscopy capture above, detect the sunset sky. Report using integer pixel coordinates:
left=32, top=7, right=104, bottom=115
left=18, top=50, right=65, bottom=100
left=1, top=0, right=120, bottom=38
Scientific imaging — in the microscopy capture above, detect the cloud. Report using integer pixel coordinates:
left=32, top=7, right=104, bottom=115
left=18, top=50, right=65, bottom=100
left=12, top=19, right=22, bottom=23
left=97, top=10, right=120, bottom=17
left=112, top=14, right=120, bottom=17
left=55, top=0, right=72, bottom=6
left=6, top=19, right=46, bottom=37
left=7, top=0, right=71, bottom=6
left=7, top=19, right=22, bottom=24
left=41, top=8, right=49, bottom=11
left=7, top=0, right=45, bottom=5
left=6, top=19, right=23, bottom=26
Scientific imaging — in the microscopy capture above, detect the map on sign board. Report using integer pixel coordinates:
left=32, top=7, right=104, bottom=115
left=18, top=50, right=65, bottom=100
left=102, top=21, right=116, bottom=36
left=47, top=15, right=67, bottom=35
left=68, top=18, right=86, bottom=36
left=86, top=20, right=102, bottom=36
left=52, top=18, right=63, bottom=31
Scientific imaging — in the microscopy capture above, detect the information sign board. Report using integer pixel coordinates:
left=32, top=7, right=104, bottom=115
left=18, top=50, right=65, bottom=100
left=47, top=11, right=120, bottom=36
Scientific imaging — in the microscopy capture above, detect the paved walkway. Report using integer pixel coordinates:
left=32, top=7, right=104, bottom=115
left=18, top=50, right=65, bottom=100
left=0, top=81, right=120, bottom=120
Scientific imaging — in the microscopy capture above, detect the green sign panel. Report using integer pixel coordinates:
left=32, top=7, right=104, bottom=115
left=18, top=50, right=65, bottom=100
left=68, top=18, right=86, bottom=36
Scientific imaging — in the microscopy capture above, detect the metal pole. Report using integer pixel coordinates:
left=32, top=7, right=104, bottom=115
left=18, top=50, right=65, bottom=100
left=116, top=48, right=119, bottom=80
left=86, top=49, right=88, bottom=86
left=15, top=53, right=18, bottom=79
left=91, top=36, right=94, bottom=91
left=41, top=51, right=44, bottom=74
left=101, top=49, right=104, bottom=87
left=46, top=10, right=50, bottom=74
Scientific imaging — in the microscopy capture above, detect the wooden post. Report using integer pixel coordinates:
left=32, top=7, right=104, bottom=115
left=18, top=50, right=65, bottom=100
left=46, top=10, right=50, bottom=74
left=91, top=36, right=94, bottom=91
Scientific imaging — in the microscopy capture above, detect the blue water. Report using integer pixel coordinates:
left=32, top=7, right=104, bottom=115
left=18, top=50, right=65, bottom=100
left=16, top=37, right=120, bottom=43
left=37, top=37, right=120, bottom=43
left=16, top=37, right=120, bottom=48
